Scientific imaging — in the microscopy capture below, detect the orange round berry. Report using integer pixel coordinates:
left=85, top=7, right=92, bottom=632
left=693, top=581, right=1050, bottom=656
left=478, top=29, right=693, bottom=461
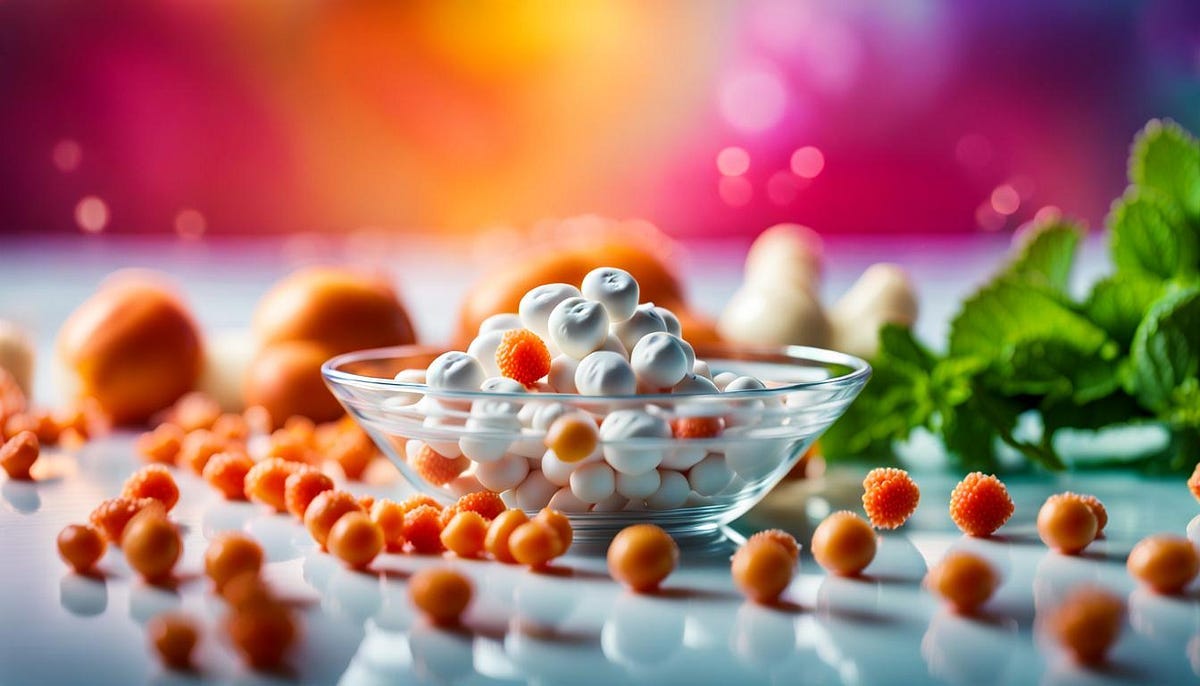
left=284, top=469, right=334, bottom=519
left=57, top=523, right=107, bottom=574
left=399, top=493, right=442, bottom=514
left=212, top=413, right=250, bottom=442
left=925, top=551, right=999, bottom=614
left=485, top=509, right=529, bottom=563
left=177, top=429, right=227, bottom=474
left=1049, top=587, right=1124, bottom=665
left=545, top=415, right=599, bottom=463
left=495, top=329, right=552, bottom=387
left=410, top=443, right=470, bottom=486
left=357, top=494, right=376, bottom=511
left=227, top=604, right=296, bottom=670
left=607, top=524, right=678, bottom=592
left=747, top=529, right=800, bottom=561
left=136, top=423, right=185, bottom=464
left=1, top=430, right=38, bottom=480
left=221, top=571, right=275, bottom=611
left=121, top=464, right=180, bottom=512
left=409, top=567, right=472, bottom=625
left=89, top=497, right=166, bottom=545
left=1063, top=492, right=1107, bottom=534
left=441, top=511, right=489, bottom=558
left=1127, top=534, right=1200, bottom=595
left=123, top=510, right=182, bottom=583
left=203, top=451, right=254, bottom=500
left=452, top=491, right=507, bottom=521
left=948, top=472, right=1014, bottom=537
left=147, top=612, right=199, bottom=669
left=204, top=532, right=264, bottom=592
left=670, top=416, right=725, bottom=439
left=1037, top=494, right=1098, bottom=555
left=508, top=520, right=562, bottom=569
left=327, top=511, right=384, bottom=569
left=244, top=458, right=303, bottom=512
left=168, top=392, right=222, bottom=432
left=811, top=511, right=876, bottom=577
left=861, top=467, right=920, bottom=529
left=1189, top=463, right=1200, bottom=503
left=732, top=538, right=796, bottom=604
left=370, top=499, right=407, bottom=552
left=331, top=433, right=376, bottom=481
left=303, top=490, right=364, bottom=550
left=403, top=504, right=446, bottom=554
left=534, top=508, right=573, bottom=556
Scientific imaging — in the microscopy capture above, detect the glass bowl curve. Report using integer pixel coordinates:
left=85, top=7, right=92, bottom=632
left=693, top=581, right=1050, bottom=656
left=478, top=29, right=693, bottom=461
left=323, top=343, right=870, bottom=541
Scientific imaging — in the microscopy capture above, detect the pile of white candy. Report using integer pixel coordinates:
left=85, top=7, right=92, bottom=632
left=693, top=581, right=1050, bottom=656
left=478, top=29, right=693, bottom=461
left=397, top=267, right=791, bottom=513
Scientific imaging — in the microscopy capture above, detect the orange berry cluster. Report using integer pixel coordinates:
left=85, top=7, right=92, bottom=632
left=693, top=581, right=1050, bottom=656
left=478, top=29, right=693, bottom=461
left=0, top=371, right=106, bottom=451
left=861, top=467, right=920, bottom=529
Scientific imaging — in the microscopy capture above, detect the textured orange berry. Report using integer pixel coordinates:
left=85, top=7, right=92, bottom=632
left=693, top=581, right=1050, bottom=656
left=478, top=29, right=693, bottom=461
left=6, top=410, right=59, bottom=445
left=534, top=508, right=573, bottom=556
left=178, top=429, right=227, bottom=474
left=495, top=328, right=552, bottom=386
left=1037, top=494, right=1098, bottom=554
left=1188, top=463, right=1200, bottom=503
left=211, top=413, right=250, bottom=442
left=327, top=511, right=384, bottom=569
left=485, top=509, right=529, bottom=563
left=410, top=443, right=470, bottom=486
left=452, top=491, right=507, bottom=521
left=403, top=504, right=445, bottom=554
left=204, top=532, right=264, bottom=592
left=57, top=523, right=107, bottom=574
left=1049, top=587, right=1123, bottom=665
left=121, top=464, right=180, bottom=512
left=283, top=415, right=317, bottom=444
left=732, top=538, right=796, bottom=604
left=265, top=430, right=312, bottom=464
left=948, top=472, right=1014, bottom=537
left=203, top=452, right=254, bottom=500
left=1, top=430, right=38, bottom=480
left=399, top=493, right=442, bottom=514
left=331, top=433, right=376, bottom=481
left=861, top=467, right=920, bottom=529
left=925, top=551, right=999, bottom=614
left=227, top=603, right=296, bottom=670
left=811, top=511, right=876, bottom=576
left=441, top=511, right=489, bottom=558
left=356, top=494, right=376, bottom=512
left=148, top=612, right=199, bottom=669
left=370, top=499, right=406, bottom=552
left=670, top=416, right=725, bottom=439
left=136, top=423, right=185, bottom=464
left=123, top=510, right=182, bottom=582
left=1127, top=534, right=1200, bottom=594
left=303, top=490, right=364, bottom=549
left=747, top=529, right=800, bottom=561
left=89, top=497, right=165, bottom=545
left=607, top=524, right=678, bottom=592
left=168, top=392, right=222, bottom=433
left=284, top=469, right=334, bottom=519
left=409, top=567, right=472, bottom=625
left=244, top=458, right=303, bottom=512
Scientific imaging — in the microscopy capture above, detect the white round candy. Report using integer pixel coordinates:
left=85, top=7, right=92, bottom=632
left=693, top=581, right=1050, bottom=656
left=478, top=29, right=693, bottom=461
left=660, top=443, right=707, bottom=470
left=548, top=297, right=609, bottom=359
left=514, top=470, right=558, bottom=510
left=688, top=453, right=734, bottom=496
left=467, top=331, right=505, bottom=378
left=480, top=376, right=527, bottom=401
left=582, top=267, right=640, bottom=322
left=474, top=453, right=530, bottom=491
left=645, top=470, right=690, bottom=509
left=679, top=338, right=696, bottom=369
left=575, top=351, right=636, bottom=396
left=520, top=283, right=582, bottom=338
left=394, top=368, right=426, bottom=384
left=712, top=371, right=739, bottom=390
left=655, top=306, right=682, bottom=337
left=615, top=468, right=660, bottom=499
left=479, top=312, right=523, bottom=336
left=692, top=360, right=712, bottom=380
left=427, top=351, right=486, bottom=392
left=422, top=415, right=464, bottom=458
left=631, top=332, right=690, bottom=390
left=569, top=461, right=616, bottom=504
left=547, top=487, right=591, bottom=513
left=509, top=429, right=549, bottom=460
left=725, top=436, right=787, bottom=480
left=673, top=373, right=719, bottom=395
left=722, top=375, right=769, bottom=428
left=541, top=449, right=579, bottom=486
left=548, top=355, right=579, bottom=393
left=599, top=410, right=670, bottom=475
left=591, top=493, right=628, bottom=512
left=724, top=375, right=766, bottom=392
left=599, top=333, right=627, bottom=357
left=611, top=303, right=668, bottom=352
left=446, top=474, right=485, bottom=498
left=531, top=402, right=571, bottom=431
left=391, top=368, right=426, bottom=405
left=460, top=413, right=516, bottom=463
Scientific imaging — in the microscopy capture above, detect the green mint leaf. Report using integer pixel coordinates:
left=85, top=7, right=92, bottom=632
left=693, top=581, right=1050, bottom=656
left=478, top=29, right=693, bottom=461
left=1004, top=219, right=1082, bottom=292
left=939, top=402, right=1000, bottom=472
left=1127, top=285, right=1200, bottom=415
left=1083, top=274, right=1166, bottom=348
left=877, top=323, right=936, bottom=373
left=1040, top=391, right=1147, bottom=434
left=990, top=339, right=1122, bottom=403
left=1109, top=189, right=1197, bottom=279
left=1130, top=118, right=1200, bottom=220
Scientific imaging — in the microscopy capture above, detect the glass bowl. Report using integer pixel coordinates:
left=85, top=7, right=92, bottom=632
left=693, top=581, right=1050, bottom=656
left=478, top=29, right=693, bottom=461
left=323, top=344, right=870, bottom=541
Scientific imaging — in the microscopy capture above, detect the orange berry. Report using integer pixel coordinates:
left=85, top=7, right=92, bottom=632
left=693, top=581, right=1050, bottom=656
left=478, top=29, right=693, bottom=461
left=221, top=571, right=276, bottom=611
left=121, top=464, right=180, bottom=512
left=357, top=494, right=376, bottom=511
left=331, top=433, right=375, bottom=481
left=1048, top=587, right=1124, bottom=665
left=410, top=443, right=470, bottom=486
left=212, top=413, right=250, bottom=442
left=485, top=509, right=529, bottom=563
left=399, top=493, right=443, bottom=513
left=136, top=423, right=185, bottom=464
left=370, top=499, right=407, bottom=552
left=670, top=416, right=725, bottom=439
left=1064, top=492, right=1107, bottom=534
left=534, top=508, right=573, bottom=556
left=178, top=429, right=227, bottom=474
left=747, top=529, right=800, bottom=561
left=283, top=415, right=317, bottom=444
left=167, top=392, right=222, bottom=433
left=545, top=415, right=599, bottom=463
left=203, top=451, right=254, bottom=500
left=403, top=504, right=445, bottom=554
left=1037, top=494, right=1098, bottom=555
left=861, top=467, right=920, bottom=529
left=57, top=523, right=107, bottom=574
left=0, top=430, right=38, bottom=480
left=508, top=521, right=561, bottom=568
left=244, top=458, right=303, bottom=512
left=495, top=328, right=552, bottom=387
left=452, top=491, right=507, bottom=521
left=265, top=430, right=312, bottom=464
left=732, top=538, right=796, bottom=604
left=811, top=511, right=876, bottom=577
left=441, top=511, right=489, bottom=558
left=409, top=567, right=472, bottom=625
left=123, top=510, right=182, bottom=583
left=1127, top=534, right=1200, bottom=595
left=147, top=612, right=199, bottom=669
left=227, top=603, right=296, bottom=670
left=327, top=511, right=384, bottom=569
left=204, top=532, right=264, bottom=592
left=89, top=497, right=166, bottom=544
left=284, top=469, right=334, bottom=519
left=304, top=490, right=364, bottom=550
left=948, top=472, right=1014, bottom=537
left=925, top=552, right=999, bottom=614
left=607, top=524, right=678, bottom=592
left=1189, top=463, right=1200, bottom=503
left=6, top=410, right=58, bottom=445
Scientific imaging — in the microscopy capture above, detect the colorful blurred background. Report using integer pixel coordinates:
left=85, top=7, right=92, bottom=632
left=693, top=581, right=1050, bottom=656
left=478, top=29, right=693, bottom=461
left=0, top=0, right=1198, bottom=238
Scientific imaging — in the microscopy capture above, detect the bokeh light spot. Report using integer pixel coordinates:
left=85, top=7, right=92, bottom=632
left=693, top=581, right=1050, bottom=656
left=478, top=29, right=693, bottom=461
left=975, top=202, right=1005, bottom=232
left=790, top=146, right=825, bottom=179
left=719, top=68, right=787, bottom=133
left=766, top=171, right=804, bottom=205
left=718, top=176, right=753, bottom=207
left=716, top=147, right=751, bottom=176
left=990, top=184, right=1020, bottom=215
left=52, top=139, right=82, bottom=173
left=75, top=196, right=109, bottom=234
left=174, top=209, right=206, bottom=240
left=1034, top=205, right=1062, bottom=224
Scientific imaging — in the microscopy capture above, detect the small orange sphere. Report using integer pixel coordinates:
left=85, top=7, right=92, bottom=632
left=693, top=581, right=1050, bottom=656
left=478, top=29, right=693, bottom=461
left=451, top=491, right=507, bottom=521
left=1, top=430, right=38, bottom=480
left=534, top=508, right=574, bottom=556
left=925, top=552, right=999, bottom=614
left=409, top=442, right=470, bottom=486
left=544, top=414, right=599, bottom=463
left=177, top=429, right=227, bottom=474
left=203, top=452, right=254, bottom=500
left=485, top=509, right=529, bottom=563
left=409, top=567, right=473, bottom=625
left=284, top=469, right=334, bottom=519
left=330, top=433, right=376, bottom=481
left=441, top=511, right=489, bottom=558
left=205, top=533, right=264, bottom=592
left=1037, top=494, right=1099, bottom=555
left=747, top=529, right=800, bottom=561
left=732, top=538, right=796, bottom=604
left=327, top=511, right=384, bottom=569
left=121, top=464, right=180, bottom=512
left=495, top=329, right=552, bottom=387
left=948, top=472, right=1014, bottom=537
left=136, top=423, right=185, bottom=464
left=607, top=524, right=679, bottom=592
left=861, top=467, right=921, bottom=529
left=123, top=511, right=182, bottom=583
left=89, top=497, right=166, bottom=544
left=1127, top=535, right=1200, bottom=595
left=57, top=523, right=107, bottom=574
left=227, top=604, right=297, bottom=671
left=1049, top=586, right=1124, bottom=665
left=244, top=458, right=303, bottom=512
left=811, top=511, right=877, bottom=577
left=403, top=504, right=446, bottom=554
left=221, top=571, right=275, bottom=611
left=264, top=430, right=313, bottom=465
left=509, top=521, right=563, bottom=568
left=147, top=612, right=199, bottom=670
left=212, top=413, right=250, bottom=442
left=670, top=416, right=724, bottom=439
left=166, top=392, right=222, bottom=433
left=1065, top=492, right=1107, bottom=534
left=303, top=490, right=364, bottom=550
left=370, top=499, right=407, bottom=552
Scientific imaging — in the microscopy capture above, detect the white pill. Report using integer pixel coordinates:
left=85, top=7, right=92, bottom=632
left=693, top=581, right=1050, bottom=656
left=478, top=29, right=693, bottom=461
left=582, top=267, right=640, bottom=322
left=541, top=449, right=579, bottom=486
left=422, top=415, right=464, bottom=458
left=548, top=355, right=579, bottom=393
left=394, top=368, right=426, bottom=384
left=615, top=468, right=660, bottom=499
left=631, top=332, right=690, bottom=390
left=569, top=461, right=616, bottom=504
left=725, top=436, right=787, bottom=480
left=520, top=283, right=582, bottom=338
left=548, top=487, right=592, bottom=513
left=479, top=376, right=527, bottom=406
left=510, top=429, right=549, bottom=460
left=611, top=303, right=668, bottom=352
left=679, top=338, right=696, bottom=369
left=692, top=360, right=712, bottom=380
left=673, top=373, right=719, bottom=395
left=655, top=306, right=682, bottom=337
left=460, top=413, right=516, bottom=463
left=600, top=410, right=670, bottom=475
left=724, top=375, right=766, bottom=392
left=712, top=371, right=739, bottom=390
left=467, top=331, right=504, bottom=378
left=531, top=402, right=571, bottom=431
left=591, top=493, right=628, bottom=512
left=447, top=474, right=485, bottom=498
left=479, top=312, right=522, bottom=336
left=515, top=470, right=558, bottom=510
left=688, top=453, right=734, bottom=496
left=548, top=297, right=609, bottom=359
left=660, top=443, right=707, bottom=470
left=645, top=470, right=690, bottom=509
left=575, top=351, right=637, bottom=396
left=427, top=351, right=486, bottom=392
left=599, top=333, right=627, bottom=357
left=500, top=489, right=519, bottom=508
left=475, top=453, right=530, bottom=491
left=390, top=368, right=427, bottom=405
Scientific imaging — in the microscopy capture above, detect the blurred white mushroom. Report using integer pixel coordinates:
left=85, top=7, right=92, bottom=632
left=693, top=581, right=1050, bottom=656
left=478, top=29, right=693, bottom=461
left=0, top=320, right=35, bottom=397
left=717, top=284, right=832, bottom=348
left=829, top=263, right=918, bottom=358
left=743, top=223, right=824, bottom=296
left=195, top=328, right=256, bottom=411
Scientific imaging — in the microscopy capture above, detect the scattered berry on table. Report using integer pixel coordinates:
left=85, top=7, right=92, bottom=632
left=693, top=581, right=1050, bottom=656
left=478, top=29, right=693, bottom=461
left=1049, top=586, right=1124, bottom=665
left=861, top=467, right=920, bottom=529
left=57, top=523, right=107, bottom=574
left=607, top=524, right=678, bottom=592
left=409, top=567, right=472, bottom=626
left=1037, top=493, right=1098, bottom=554
left=121, top=464, right=180, bottom=512
left=1126, top=534, right=1200, bottom=595
left=948, top=472, right=1014, bottom=537
left=925, top=551, right=999, bottom=614
left=811, top=511, right=876, bottom=577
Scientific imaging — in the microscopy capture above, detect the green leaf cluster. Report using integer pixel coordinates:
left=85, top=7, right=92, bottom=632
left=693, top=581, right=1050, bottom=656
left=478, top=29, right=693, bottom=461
left=824, top=119, right=1200, bottom=472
